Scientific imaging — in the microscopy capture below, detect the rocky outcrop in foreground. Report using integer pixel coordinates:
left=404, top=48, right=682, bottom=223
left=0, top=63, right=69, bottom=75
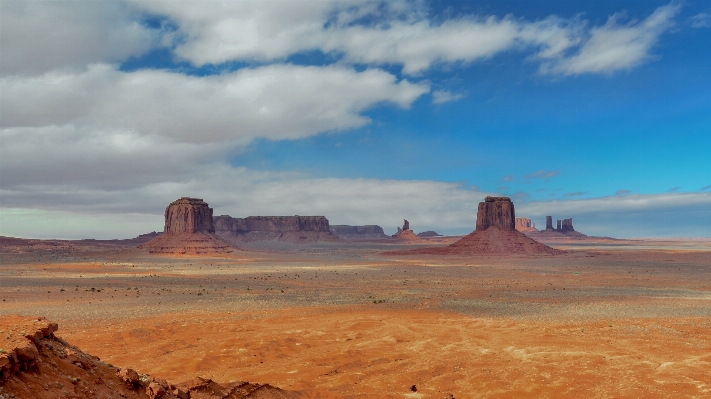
left=329, top=225, right=388, bottom=240
left=0, top=316, right=299, bottom=399
left=214, top=215, right=341, bottom=244
left=387, top=197, right=560, bottom=256
left=140, top=198, right=234, bottom=254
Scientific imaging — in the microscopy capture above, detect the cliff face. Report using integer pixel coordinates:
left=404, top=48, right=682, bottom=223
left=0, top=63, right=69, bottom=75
left=515, top=217, right=537, bottom=232
left=475, top=197, right=515, bottom=231
left=330, top=225, right=388, bottom=240
left=215, top=216, right=330, bottom=233
left=214, top=215, right=340, bottom=243
left=164, top=197, right=214, bottom=234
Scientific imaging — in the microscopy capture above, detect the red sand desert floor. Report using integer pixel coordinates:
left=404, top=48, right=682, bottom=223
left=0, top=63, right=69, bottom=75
left=1, top=238, right=710, bottom=398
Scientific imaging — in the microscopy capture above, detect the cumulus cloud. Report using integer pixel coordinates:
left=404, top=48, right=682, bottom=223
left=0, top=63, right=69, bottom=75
left=691, top=12, right=711, bottom=28
left=1, top=64, right=427, bottom=145
left=0, top=0, right=161, bottom=76
left=615, top=189, right=632, bottom=195
left=668, top=186, right=681, bottom=192
left=546, top=3, right=680, bottom=75
left=701, top=185, right=711, bottom=191
left=128, top=0, right=582, bottom=75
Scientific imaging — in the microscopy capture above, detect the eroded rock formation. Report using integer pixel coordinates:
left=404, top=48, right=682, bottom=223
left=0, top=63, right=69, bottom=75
left=0, top=316, right=299, bottom=398
left=527, top=216, right=587, bottom=240
left=214, top=215, right=341, bottom=244
left=390, top=219, right=423, bottom=242
left=417, top=231, right=442, bottom=237
left=515, top=217, right=537, bottom=233
left=545, top=216, right=554, bottom=231
left=164, top=197, right=215, bottom=234
left=389, top=197, right=560, bottom=255
left=140, top=198, right=233, bottom=254
left=475, top=197, right=515, bottom=231
left=330, top=225, right=388, bottom=240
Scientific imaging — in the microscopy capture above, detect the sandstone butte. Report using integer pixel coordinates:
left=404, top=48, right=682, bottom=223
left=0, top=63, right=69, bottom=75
left=329, top=225, right=388, bottom=240
left=0, top=316, right=298, bottom=399
left=139, top=198, right=234, bottom=255
left=214, top=215, right=342, bottom=244
left=389, top=197, right=561, bottom=256
left=526, top=215, right=589, bottom=240
left=514, top=217, right=538, bottom=233
left=388, top=220, right=424, bottom=242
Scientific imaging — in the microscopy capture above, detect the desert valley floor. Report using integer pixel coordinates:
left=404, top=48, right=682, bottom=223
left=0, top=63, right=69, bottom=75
left=1, top=237, right=711, bottom=398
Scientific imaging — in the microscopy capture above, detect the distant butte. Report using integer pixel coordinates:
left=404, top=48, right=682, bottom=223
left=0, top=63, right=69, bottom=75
left=388, top=197, right=561, bottom=256
left=214, top=215, right=342, bottom=244
left=526, top=215, right=590, bottom=240
left=330, top=225, right=388, bottom=240
left=389, top=219, right=424, bottom=242
left=140, top=197, right=234, bottom=254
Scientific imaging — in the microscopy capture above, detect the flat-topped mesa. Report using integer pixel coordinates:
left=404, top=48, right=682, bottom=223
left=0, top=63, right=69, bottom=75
left=215, top=216, right=331, bottom=233
left=235, top=216, right=330, bottom=232
left=164, top=197, right=214, bottom=234
left=214, top=215, right=341, bottom=243
left=476, top=196, right=515, bottom=231
left=559, top=218, right=575, bottom=232
left=515, top=217, right=537, bottom=232
left=330, top=225, right=388, bottom=240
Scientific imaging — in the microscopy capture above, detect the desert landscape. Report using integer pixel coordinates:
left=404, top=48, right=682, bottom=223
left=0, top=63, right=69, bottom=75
left=2, top=197, right=710, bottom=398
left=3, top=1, right=710, bottom=398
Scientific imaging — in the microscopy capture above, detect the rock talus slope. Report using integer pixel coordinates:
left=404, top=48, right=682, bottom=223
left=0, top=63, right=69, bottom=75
left=0, top=316, right=301, bottom=399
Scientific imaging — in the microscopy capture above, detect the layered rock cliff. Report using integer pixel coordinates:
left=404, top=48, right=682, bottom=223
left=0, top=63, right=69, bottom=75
left=164, top=197, right=215, bottom=234
left=515, top=217, right=537, bottom=233
left=214, top=215, right=341, bottom=244
left=475, top=197, right=516, bottom=231
left=330, top=225, right=388, bottom=240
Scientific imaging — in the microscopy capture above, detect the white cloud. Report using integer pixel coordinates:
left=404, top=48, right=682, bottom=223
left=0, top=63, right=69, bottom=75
left=432, top=90, right=465, bottom=104
left=127, top=0, right=583, bottom=75
left=1, top=63, right=428, bottom=145
left=546, top=3, right=680, bottom=75
left=0, top=0, right=161, bottom=76
left=0, top=164, right=488, bottom=239
left=691, top=12, right=711, bottom=28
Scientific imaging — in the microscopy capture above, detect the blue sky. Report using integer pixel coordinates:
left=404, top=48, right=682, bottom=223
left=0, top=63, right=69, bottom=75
left=1, top=0, right=710, bottom=238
